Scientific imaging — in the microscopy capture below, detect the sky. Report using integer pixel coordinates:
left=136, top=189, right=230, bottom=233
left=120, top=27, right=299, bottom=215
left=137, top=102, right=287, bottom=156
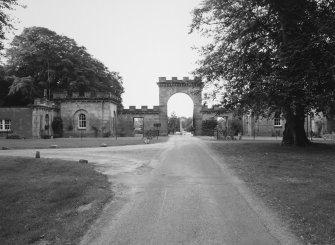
left=8, top=0, right=206, bottom=117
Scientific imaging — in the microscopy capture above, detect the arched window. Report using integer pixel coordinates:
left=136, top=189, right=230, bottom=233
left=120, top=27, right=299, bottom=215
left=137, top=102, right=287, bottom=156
left=78, top=114, right=86, bottom=129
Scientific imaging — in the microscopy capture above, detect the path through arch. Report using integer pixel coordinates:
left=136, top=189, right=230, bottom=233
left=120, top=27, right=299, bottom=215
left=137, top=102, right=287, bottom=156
left=157, top=77, right=203, bottom=135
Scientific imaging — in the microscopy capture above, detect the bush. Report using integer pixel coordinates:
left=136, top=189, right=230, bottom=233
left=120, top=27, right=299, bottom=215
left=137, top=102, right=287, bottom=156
left=51, top=117, right=63, bottom=138
left=6, top=134, right=21, bottom=139
left=103, top=131, right=111, bottom=137
left=202, top=118, right=218, bottom=136
left=229, top=118, right=243, bottom=136
left=41, top=134, right=51, bottom=139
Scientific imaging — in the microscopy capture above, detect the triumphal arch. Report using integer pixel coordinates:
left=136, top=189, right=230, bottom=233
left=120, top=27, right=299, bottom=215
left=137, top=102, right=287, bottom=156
left=157, top=77, right=203, bottom=135
left=117, top=76, right=227, bottom=137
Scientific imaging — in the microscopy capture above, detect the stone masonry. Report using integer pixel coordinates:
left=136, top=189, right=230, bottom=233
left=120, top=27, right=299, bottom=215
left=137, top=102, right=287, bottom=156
left=157, top=77, right=203, bottom=136
left=53, top=91, right=118, bottom=137
left=117, top=106, right=160, bottom=136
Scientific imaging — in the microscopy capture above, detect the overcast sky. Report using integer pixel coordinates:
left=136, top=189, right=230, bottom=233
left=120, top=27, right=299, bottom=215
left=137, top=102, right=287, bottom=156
left=9, top=0, right=206, bottom=117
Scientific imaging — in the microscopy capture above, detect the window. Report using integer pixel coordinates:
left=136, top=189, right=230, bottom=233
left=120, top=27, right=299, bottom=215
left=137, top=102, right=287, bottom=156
left=274, top=118, right=281, bottom=127
left=0, top=119, right=11, bottom=131
left=78, top=114, right=86, bottom=129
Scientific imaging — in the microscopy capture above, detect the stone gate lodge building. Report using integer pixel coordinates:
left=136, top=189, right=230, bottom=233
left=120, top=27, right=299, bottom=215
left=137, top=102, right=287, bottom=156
left=0, top=77, right=334, bottom=138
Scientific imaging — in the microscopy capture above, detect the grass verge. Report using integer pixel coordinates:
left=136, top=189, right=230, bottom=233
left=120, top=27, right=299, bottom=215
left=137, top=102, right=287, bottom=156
left=0, top=136, right=168, bottom=150
left=205, top=139, right=335, bottom=245
left=0, top=156, right=113, bottom=245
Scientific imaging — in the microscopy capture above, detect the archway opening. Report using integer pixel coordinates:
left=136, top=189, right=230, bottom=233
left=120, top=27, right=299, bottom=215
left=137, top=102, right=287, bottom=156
left=167, top=93, right=194, bottom=135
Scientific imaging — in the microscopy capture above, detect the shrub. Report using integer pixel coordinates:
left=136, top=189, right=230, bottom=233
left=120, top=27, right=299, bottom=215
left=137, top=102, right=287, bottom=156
left=103, top=131, right=111, bottom=137
left=229, top=118, right=243, bottom=136
left=202, top=118, right=218, bottom=136
left=6, top=134, right=21, bottom=139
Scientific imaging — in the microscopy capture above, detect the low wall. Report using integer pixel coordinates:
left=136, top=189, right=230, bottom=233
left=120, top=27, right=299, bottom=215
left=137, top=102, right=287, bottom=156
left=0, top=107, right=33, bottom=138
left=117, top=106, right=160, bottom=137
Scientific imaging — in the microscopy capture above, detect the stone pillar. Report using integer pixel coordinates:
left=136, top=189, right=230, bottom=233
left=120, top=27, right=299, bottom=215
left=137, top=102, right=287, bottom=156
left=159, top=104, right=168, bottom=136
left=193, top=104, right=203, bottom=136
left=180, top=118, right=183, bottom=133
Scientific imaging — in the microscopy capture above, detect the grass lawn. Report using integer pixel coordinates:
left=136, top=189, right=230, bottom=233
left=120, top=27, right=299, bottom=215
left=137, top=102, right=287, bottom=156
left=205, top=139, right=335, bottom=245
left=0, top=156, right=113, bottom=245
left=0, top=136, right=168, bottom=149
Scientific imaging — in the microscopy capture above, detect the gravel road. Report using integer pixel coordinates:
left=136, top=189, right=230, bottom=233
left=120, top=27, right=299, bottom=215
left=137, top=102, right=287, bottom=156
left=0, top=136, right=301, bottom=245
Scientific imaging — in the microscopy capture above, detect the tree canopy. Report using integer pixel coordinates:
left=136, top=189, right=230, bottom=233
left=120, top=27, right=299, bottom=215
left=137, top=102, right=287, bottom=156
left=0, top=0, right=20, bottom=52
left=168, top=112, right=181, bottom=134
left=191, top=0, right=335, bottom=146
left=3, top=27, right=124, bottom=105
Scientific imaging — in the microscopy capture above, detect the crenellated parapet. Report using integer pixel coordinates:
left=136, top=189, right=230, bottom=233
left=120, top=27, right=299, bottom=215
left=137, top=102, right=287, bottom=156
left=52, top=91, right=121, bottom=103
left=157, top=77, right=203, bottom=88
left=32, top=98, right=59, bottom=110
left=119, top=105, right=160, bottom=115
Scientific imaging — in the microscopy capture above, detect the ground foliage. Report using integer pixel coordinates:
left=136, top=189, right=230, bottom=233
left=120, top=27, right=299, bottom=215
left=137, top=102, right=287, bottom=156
left=0, top=156, right=113, bottom=245
left=0, top=137, right=169, bottom=149
left=208, top=140, right=335, bottom=245
left=191, top=0, right=335, bottom=146
left=3, top=27, right=124, bottom=105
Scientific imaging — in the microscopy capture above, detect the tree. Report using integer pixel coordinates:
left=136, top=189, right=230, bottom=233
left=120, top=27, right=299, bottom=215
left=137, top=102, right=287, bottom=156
left=0, top=0, right=20, bottom=52
left=168, top=112, right=180, bottom=134
left=4, top=27, right=124, bottom=105
left=190, top=0, right=335, bottom=146
left=181, top=116, right=193, bottom=131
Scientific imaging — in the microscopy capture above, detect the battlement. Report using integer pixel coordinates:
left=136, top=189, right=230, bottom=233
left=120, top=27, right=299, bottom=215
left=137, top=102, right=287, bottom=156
left=157, top=77, right=202, bottom=87
left=32, top=98, right=58, bottom=109
left=120, top=105, right=160, bottom=115
left=52, top=91, right=121, bottom=102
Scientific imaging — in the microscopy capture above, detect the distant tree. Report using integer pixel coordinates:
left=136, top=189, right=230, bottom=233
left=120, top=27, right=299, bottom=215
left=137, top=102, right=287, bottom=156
left=0, top=0, right=20, bottom=52
left=0, top=66, right=10, bottom=105
left=168, top=112, right=180, bottom=134
left=190, top=0, right=335, bottom=146
left=181, top=117, right=193, bottom=131
left=4, top=27, right=124, bottom=105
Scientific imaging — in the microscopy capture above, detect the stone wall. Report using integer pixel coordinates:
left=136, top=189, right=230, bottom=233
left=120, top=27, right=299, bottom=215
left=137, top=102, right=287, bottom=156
left=0, top=107, right=33, bottom=138
left=0, top=98, right=59, bottom=139
left=31, top=99, right=59, bottom=138
left=59, top=100, right=117, bottom=137
left=117, top=106, right=160, bottom=137
left=243, top=116, right=285, bottom=137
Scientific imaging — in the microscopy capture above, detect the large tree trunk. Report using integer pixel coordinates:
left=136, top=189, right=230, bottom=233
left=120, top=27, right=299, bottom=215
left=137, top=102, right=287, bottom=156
left=282, top=107, right=310, bottom=146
